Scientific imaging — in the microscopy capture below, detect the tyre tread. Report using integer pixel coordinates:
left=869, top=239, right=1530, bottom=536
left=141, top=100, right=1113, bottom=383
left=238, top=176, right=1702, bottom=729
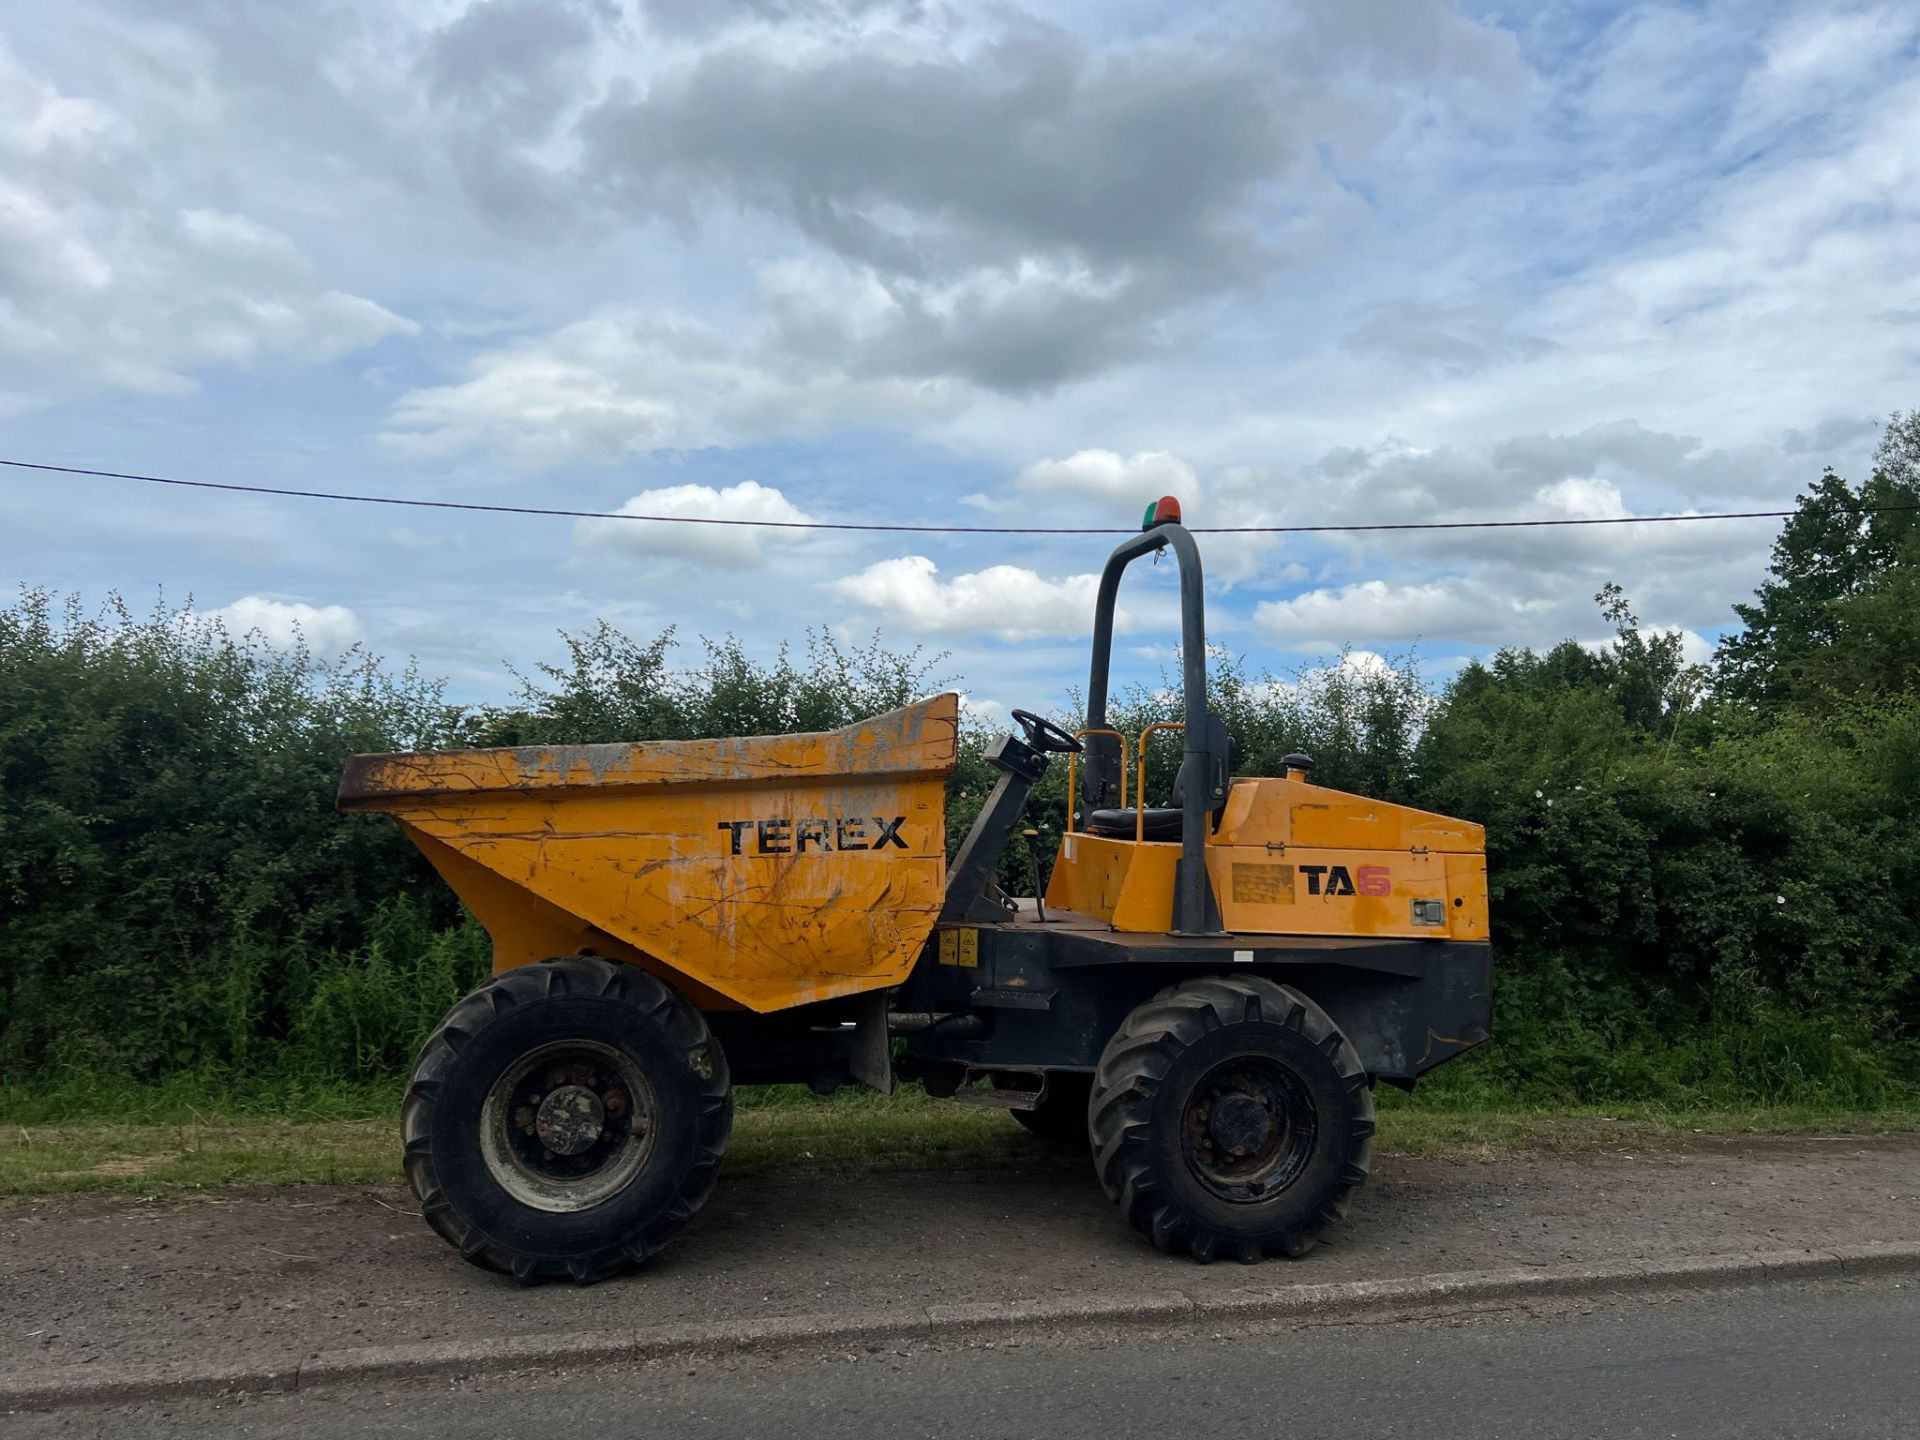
left=400, top=955, right=733, bottom=1286
left=1088, top=974, right=1374, bottom=1264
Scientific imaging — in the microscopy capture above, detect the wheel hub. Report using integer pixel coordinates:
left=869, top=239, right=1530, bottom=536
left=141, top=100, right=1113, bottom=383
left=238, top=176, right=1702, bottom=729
left=479, top=1040, right=656, bottom=1213
left=1180, top=1055, right=1319, bottom=1203
left=1207, top=1091, right=1272, bottom=1157
left=535, top=1084, right=606, bottom=1156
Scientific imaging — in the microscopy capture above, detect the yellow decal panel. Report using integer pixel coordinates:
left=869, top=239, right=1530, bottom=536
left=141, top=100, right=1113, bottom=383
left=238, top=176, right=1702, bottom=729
left=1231, top=862, right=1295, bottom=905
left=1211, top=846, right=1453, bottom=938
left=937, top=929, right=980, bottom=968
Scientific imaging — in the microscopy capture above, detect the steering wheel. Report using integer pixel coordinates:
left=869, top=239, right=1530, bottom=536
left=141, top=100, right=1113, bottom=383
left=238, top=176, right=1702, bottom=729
left=1010, top=708, right=1083, bottom=755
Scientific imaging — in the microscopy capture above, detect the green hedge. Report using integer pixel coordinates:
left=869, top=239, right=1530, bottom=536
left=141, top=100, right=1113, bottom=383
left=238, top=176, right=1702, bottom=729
left=3, top=427, right=1917, bottom=1107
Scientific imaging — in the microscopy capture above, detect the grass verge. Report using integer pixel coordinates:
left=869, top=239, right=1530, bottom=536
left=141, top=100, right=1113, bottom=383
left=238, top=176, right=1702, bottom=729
left=5, top=1088, right=1919, bottom=1201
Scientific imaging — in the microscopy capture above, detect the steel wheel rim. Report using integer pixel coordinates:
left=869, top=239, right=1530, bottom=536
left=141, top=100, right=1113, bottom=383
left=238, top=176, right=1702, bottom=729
left=1179, top=1054, right=1318, bottom=1203
left=480, top=1039, right=657, bottom=1213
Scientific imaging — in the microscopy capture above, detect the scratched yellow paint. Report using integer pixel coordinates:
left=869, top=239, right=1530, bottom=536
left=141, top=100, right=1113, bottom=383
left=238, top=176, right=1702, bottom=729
left=1047, top=775, right=1489, bottom=941
left=339, top=696, right=959, bottom=1013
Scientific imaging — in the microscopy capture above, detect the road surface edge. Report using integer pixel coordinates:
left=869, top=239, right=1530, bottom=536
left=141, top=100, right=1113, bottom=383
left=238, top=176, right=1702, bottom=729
left=7, top=1241, right=1918, bottom=1412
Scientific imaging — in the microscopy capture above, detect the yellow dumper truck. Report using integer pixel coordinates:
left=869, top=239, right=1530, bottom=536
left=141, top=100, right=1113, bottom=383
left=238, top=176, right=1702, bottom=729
left=339, top=501, right=1491, bottom=1282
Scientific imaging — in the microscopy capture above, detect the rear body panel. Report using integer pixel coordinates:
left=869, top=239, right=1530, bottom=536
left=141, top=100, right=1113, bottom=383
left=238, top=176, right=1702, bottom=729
left=934, top=773, right=1494, bottom=1086
left=1045, top=775, right=1490, bottom=941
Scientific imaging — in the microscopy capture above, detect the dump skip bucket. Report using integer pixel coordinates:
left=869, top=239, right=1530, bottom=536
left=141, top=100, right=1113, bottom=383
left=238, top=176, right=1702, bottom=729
left=338, top=695, right=959, bottom=1012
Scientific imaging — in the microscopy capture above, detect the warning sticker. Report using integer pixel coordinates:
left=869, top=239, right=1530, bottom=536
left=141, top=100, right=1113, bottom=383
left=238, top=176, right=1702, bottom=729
left=937, top=929, right=979, bottom=967
left=1232, top=862, right=1295, bottom=905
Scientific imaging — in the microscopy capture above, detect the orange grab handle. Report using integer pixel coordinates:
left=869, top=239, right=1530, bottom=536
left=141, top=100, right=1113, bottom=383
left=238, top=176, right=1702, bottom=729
left=1133, top=722, right=1185, bottom=843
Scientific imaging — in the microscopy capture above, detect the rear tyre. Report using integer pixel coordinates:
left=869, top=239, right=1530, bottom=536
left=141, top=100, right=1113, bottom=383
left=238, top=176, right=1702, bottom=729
left=1089, top=976, right=1373, bottom=1263
left=1008, top=1072, right=1095, bottom=1147
left=401, top=955, right=732, bottom=1285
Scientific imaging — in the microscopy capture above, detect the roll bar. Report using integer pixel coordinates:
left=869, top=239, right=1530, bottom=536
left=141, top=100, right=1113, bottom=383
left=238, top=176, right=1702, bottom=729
left=1082, top=522, right=1224, bottom=935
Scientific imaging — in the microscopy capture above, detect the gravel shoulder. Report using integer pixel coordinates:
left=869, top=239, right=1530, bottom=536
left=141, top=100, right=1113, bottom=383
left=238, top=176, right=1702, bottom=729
left=3, top=1132, right=1916, bottom=1387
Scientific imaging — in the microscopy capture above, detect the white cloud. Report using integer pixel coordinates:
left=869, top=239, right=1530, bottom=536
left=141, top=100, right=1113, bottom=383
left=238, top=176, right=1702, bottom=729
left=1254, top=468, right=1776, bottom=650
left=11, top=1, right=1919, bottom=711
left=1252, top=648, right=1414, bottom=707
left=1328, top=648, right=1395, bottom=681
left=1667, top=627, right=1717, bottom=668
left=577, top=481, right=816, bottom=568
left=1250, top=496, right=1758, bottom=654
left=0, top=43, right=412, bottom=410
left=1204, top=424, right=1795, bottom=652
left=1725, top=5, right=1920, bottom=144
left=957, top=693, right=1009, bottom=728
left=1479, top=69, right=1920, bottom=452
left=1000, top=448, right=1298, bottom=588
left=379, top=0, right=1536, bottom=471
left=573, top=3, right=1526, bottom=392
left=204, top=597, right=364, bottom=660
left=992, top=27, right=1918, bottom=502
left=383, top=304, right=961, bottom=466
left=829, top=556, right=1116, bottom=640
left=1254, top=576, right=1572, bottom=651
left=1016, top=450, right=1199, bottom=519
left=1577, top=625, right=1716, bottom=669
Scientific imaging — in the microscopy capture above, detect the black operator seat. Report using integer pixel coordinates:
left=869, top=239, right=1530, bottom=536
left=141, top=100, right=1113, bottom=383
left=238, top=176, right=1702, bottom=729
left=1084, top=721, right=1235, bottom=842
left=1085, top=803, right=1185, bottom=840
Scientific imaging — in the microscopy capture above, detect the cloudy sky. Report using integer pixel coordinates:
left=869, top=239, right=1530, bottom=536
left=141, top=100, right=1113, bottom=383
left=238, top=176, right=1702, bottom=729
left=2, top=0, right=1915, bottom=718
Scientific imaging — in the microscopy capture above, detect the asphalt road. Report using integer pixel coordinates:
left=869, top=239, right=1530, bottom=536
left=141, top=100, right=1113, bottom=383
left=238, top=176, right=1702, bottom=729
left=11, top=1277, right=1919, bottom=1439
left=12, top=1134, right=1919, bottom=1380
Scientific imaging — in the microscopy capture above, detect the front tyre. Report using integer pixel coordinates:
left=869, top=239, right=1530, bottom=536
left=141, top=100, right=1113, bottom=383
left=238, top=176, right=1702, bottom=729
left=401, top=955, right=732, bottom=1285
left=1090, top=976, right=1373, bottom=1263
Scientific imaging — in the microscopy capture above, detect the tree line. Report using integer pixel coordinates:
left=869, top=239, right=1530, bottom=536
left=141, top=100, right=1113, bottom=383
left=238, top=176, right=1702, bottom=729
left=2, top=413, right=1916, bottom=1108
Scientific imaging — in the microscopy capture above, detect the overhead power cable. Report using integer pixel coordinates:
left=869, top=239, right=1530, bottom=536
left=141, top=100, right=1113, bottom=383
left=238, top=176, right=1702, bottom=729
left=7, top=456, right=1913, bottom=536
